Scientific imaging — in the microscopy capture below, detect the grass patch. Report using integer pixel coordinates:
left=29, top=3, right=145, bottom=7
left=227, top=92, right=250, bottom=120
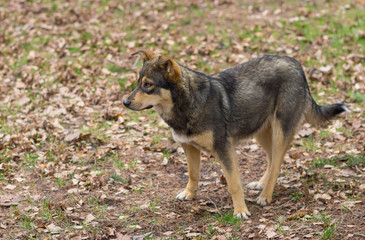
left=302, top=134, right=319, bottom=152
left=214, top=212, right=241, bottom=226
left=342, top=155, right=365, bottom=167
left=23, top=153, right=41, bottom=168
left=312, top=157, right=337, bottom=168
left=106, top=65, right=129, bottom=73
left=81, top=120, right=112, bottom=142
left=311, top=213, right=340, bottom=240
left=110, top=173, right=128, bottom=184
left=20, top=215, right=36, bottom=231
left=117, top=77, right=128, bottom=90
left=291, top=189, right=304, bottom=202
left=313, top=155, right=365, bottom=168
left=347, top=91, right=365, bottom=104
left=113, top=156, right=126, bottom=169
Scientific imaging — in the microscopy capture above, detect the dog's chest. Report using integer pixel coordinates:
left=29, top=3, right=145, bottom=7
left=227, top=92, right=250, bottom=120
left=172, top=130, right=214, bottom=152
left=172, top=131, right=191, bottom=143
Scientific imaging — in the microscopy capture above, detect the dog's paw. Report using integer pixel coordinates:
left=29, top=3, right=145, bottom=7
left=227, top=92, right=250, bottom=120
left=256, top=195, right=272, bottom=206
left=256, top=196, right=267, bottom=206
left=176, top=189, right=195, bottom=201
left=246, top=182, right=264, bottom=190
left=234, top=211, right=251, bottom=220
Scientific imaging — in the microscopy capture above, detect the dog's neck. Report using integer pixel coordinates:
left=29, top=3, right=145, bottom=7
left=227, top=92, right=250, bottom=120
left=159, top=65, right=211, bottom=134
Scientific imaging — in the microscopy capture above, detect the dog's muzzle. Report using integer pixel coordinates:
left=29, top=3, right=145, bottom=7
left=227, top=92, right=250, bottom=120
left=123, top=99, right=153, bottom=110
left=123, top=99, right=131, bottom=108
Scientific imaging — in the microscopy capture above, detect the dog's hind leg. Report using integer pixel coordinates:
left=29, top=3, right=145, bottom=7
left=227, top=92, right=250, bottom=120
left=256, top=119, right=293, bottom=206
left=176, top=144, right=201, bottom=200
left=217, top=144, right=251, bottom=219
left=247, top=124, right=273, bottom=190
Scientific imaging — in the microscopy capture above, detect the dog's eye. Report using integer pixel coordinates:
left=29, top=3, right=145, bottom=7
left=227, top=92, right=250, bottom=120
left=144, top=82, right=153, bottom=88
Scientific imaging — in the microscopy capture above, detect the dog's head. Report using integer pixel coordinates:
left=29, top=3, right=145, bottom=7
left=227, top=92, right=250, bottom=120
left=123, top=50, right=181, bottom=113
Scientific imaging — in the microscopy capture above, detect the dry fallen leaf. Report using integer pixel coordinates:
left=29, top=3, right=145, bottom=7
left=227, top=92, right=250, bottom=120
left=47, top=223, right=63, bottom=234
left=186, top=232, right=200, bottom=238
left=359, top=184, right=365, bottom=193
left=65, top=130, right=81, bottom=142
left=115, top=233, right=132, bottom=240
left=5, top=184, right=16, bottom=190
left=161, top=157, right=168, bottom=165
left=0, top=194, right=25, bottom=207
left=314, top=193, right=332, bottom=203
left=85, top=213, right=96, bottom=223
left=287, top=210, right=308, bottom=220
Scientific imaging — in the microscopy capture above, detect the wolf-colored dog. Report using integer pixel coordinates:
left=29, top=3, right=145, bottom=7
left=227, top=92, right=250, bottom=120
left=123, top=49, right=348, bottom=218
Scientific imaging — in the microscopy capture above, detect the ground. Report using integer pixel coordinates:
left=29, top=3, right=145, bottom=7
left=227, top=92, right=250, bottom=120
left=0, top=0, right=365, bottom=239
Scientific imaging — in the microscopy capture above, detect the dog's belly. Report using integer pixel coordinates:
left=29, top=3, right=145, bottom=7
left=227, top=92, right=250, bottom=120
left=172, top=130, right=214, bottom=152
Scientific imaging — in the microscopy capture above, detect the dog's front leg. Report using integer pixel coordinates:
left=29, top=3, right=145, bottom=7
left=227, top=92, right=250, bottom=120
left=176, top=143, right=201, bottom=200
left=218, top=147, right=251, bottom=219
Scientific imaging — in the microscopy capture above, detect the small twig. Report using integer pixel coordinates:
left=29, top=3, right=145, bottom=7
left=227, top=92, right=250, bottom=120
left=273, top=198, right=293, bottom=209
left=205, top=196, right=221, bottom=216
left=133, top=231, right=153, bottom=240
left=354, top=233, right=365, bottom=238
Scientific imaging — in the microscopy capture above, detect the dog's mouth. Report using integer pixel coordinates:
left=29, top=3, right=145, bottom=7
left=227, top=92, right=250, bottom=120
left=126, top=105, right=153, bottom=111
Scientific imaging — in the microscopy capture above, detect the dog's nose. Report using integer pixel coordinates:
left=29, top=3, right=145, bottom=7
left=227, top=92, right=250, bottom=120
left=123, top=99, right=131, bottom=107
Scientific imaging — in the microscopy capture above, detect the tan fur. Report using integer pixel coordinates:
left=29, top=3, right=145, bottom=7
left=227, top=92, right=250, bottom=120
left=179, top=144, right=201, bottom=200
left=172, top=131, right=214, bottom=152
left=257, top=118, right=294, bottom=204
left=217, top=145, right=250, bottom=216
left=254, top=123, right=273, bottom=185
left=158, top=56, right=181, bottom=84
left=191, top=131, right=214, bottom=152
left=129, top=87, right=173, bottom=117
left=154, top=89, right=174, bottom=119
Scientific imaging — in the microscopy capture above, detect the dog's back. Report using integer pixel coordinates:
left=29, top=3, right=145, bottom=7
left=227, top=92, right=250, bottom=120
left=211, top=55, right=347, bottom=140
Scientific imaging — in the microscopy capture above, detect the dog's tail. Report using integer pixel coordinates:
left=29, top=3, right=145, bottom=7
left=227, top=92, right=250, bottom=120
left=305, top=96, right=349, bottom=126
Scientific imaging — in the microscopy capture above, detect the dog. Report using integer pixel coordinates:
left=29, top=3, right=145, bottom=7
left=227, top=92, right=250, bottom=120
left=123, top=49, right=348, bottom=219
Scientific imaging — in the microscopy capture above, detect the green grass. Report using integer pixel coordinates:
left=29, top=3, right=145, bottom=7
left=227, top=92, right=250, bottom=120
left=110, top=173, right=128, bottom=183
left=117, top=77, right=129, bottom=90
left=80, top=120, right=112, bottom=142
left=87, top=196, right=107, bottom=214
left=311, top=213, right=340, bottom=240
left=214, top=212, right=241, bottom=226
left=41, top=198, right=53, bottom=221
left=275, top=216, right=289, bottom=234
left=343, top=155, right=365, bottom=167
left=319, top=130, right=331, bottom=139
left=23, top=153, right=40, bottom=168
left=20, top=215, right=36, bottom=231
left=347, top=91, right=365, bottom=104
left=313, top=155, right=365, bottom=168
left=312, top=157, right=337, bottom=168
left=106, top=65, right=129, bottom=74
left=113, top=155, right=126, bottom=169
left=55, top=177, right=67, bottom=187
left=302, top=134, right=319, bottom=152
left=291, top=190, right=304, bottom=202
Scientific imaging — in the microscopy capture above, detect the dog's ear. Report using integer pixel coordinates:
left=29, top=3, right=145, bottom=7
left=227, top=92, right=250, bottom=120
left=158, top=56, right=181, bottom=83
left=131, top=49, right=156, bottom=63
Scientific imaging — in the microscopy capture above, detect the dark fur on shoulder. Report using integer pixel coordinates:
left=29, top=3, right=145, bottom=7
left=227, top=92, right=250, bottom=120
left=124, top=50, right=348, bottom=219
